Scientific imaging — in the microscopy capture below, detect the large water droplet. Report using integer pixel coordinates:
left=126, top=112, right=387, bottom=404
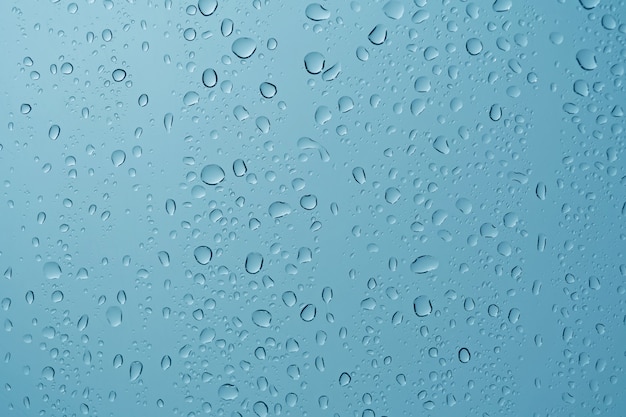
left=198, top=0, right=218, bottom=15
left=252, top=309, right=272, bottom=327
left=413, top=296, right=433, bottom=317
left=305, top=3, right=330, bottom=21
left=304, top=52, right=325, bottom=74
left=194, top=246, right=213, bottom=264
left=201, top=164, right=225, bottom=185
left=106, top=306, right=123, bottom=327
left=576, top=49, right=597, bottom=71
left=218, top=384, right=239, bottom=400
left=245, top=252, right=264, bottom=274
left=129, top=361, right=143, bottom=381
left=43, top=262, right=62, bottom=279
left=232, top=37, right=257, bottom=59
left=411, top=255, right=439, bottom=274
left=268, top=201, right=292, bottom=218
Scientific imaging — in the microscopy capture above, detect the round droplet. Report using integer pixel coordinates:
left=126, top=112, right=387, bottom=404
left=413, top=295, right=433, bottom=317
left=201, top=164, right=225, bottom=185
left=300, top=304, right=316, bottom=322
left=138, top=94, right=149, bottom=107
left=368, top=25, right=387, bottom=45
left=232, top=37, right=257, bottom=59
left=183, top=91, right=199, bottom=106
left=218, top=384, right=239, bottom=400
left=411, top=255, right=439, bottom=274
left=202, top=68, right=218, bottom=88
left=232, top=159, right=247, bottom=177
left=576, top=49, right=597, bottom=71
left=492, top=0, right=512, bottom=12
left=300, top=194, right=318, bottom=210
left=160, top=355, right=171, bottom=370
left=466, top=38, right=483, bottom=55
left=60, top=62, right=73, bottom=75
left=305, top=3, right=330, bottom=21
left=269, top=201, right=292, bottom=218
left=42, top=366, right=55, bottom=381
left=304, top=52, right=325, bottom=74
left=112, top=69, right=127, bottom=82
left=43, top=262, right=62, bottom=279
left=383, top=0, right=404, bottom=19
left=352, top=167, right=366, bottom=184
left=339, top=372, right=351, bottom=386
left=194, top=246, right=213, bottom=265
left=106, top=306, right=123, bottom=327
left=414, top=76, right=431, bottom=92
left=260, top=82, right=277, bottom=98
left=356, top=46, right=369, bottom=62
left=198, top=0, right=218, bottom=15
left=245, top=252, right=264, bottom=274
left=385, top=187, right=401, bottom=204
left=48, top=125, right=61, bottom=141
left=221, top=18, right=234, bottom=36
left=200, top=327, right=216, bottom=343
left=458, top=348, right=471, bottom=363
left=21, top=103, right=32, bottom=114
left=338, top=96, right=354, bottom=112
left=129, top=361, right=143, bottom=381
left=252, top=309, right=272, bottom=327
left=111, top=150, right=126, bottom=167
left=314, top=106, right=332, bottom=124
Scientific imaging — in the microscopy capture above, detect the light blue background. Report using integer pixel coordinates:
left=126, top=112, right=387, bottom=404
left=1, top=1, right=625, bottom=416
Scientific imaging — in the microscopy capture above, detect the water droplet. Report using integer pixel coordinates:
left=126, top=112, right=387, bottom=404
left=424, top=46, right=439, bottom=60
left=368, top=25, right=387, bottom=45
left=300, top=194, right=318, bottom=210
left=458, top=348, right=471, bottom=363
left=183, top=91, right=199, bottom=106
left=41, top=366, right=55, bottom=381
left=43, top=262, right=62, bottom=279
left=339, top=372, right=351, bottom=386
left=300, top=304, right=316, bottom=322
left=200, top=327, right=216, bottom=343
left=433, top=136, right=450, bottom=154
left=576, top=49, right=597, bottom=71
left=194, top=246, right=213, bottom=264
left=383, top=0, right=404, bottom=19
left=304, top=52, right=325, bottom=74
left=268, top=201, right=292, bottom=218
left=161, top=355, right=171, bottom=370
left=218, top=384, right=239, bottom=400
left=48, top=125, right=61, bottom=141
left=164, top=113, right=174, bottom=132
left=492, top=0, right=512, bottom=12
left=259, top=82, right=277, bottom=98
left=466, top=38, right=483, bottom=55
left=202, top=68, right=218, bottom=88
left=20, top=103, right=32, bottom=114
left=60, top=62, right=73, bottom=74
left=157, top=251, right=170, bottom=267
left=579, top=0, right=600, bottom=9
left=411, top=255, right=439, bottom=274
left=252, top=309, right=272, bottom=327
left=129, top=361, right=143, bottom=381
left=165, top=199, right=176, bottom=215
left=198, top=0, right=218, bottom=15
left=413, top=295, right=433, bottom=317
left=138, top=94, right=148, bottom=107
left=77, top=314, right=89, bottom=331
left=201, top=164, right=225, bottom=185
left=106, top=307, right=123, bottom=327
left=356, top=46, right=369, bottom=61
left=112, top=69, right=127, bottom=82
left=232, top=37, right=257, bottom=59
left=305, top=3, right=330, bottom=21
left=245, top=252, right=264, bottom=274
left=111, top=150, right=126, bottom=167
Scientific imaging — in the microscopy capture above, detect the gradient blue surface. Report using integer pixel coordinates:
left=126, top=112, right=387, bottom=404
left=1, top=1, right=625, bottom=416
